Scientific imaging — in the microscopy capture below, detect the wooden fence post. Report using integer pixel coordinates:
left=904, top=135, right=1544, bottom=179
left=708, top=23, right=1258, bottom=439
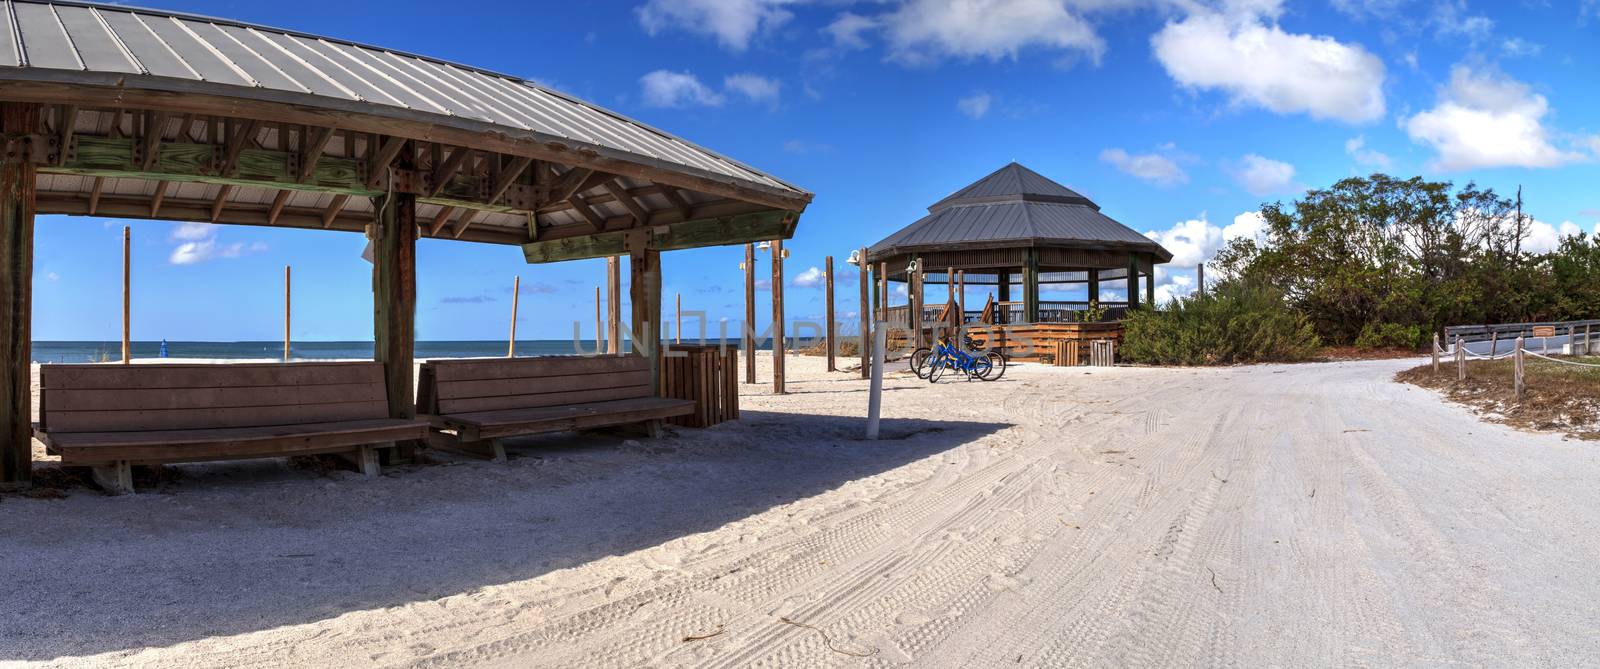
left=283, top=265, right=292, bottom=360
left=508, top=276, right=520, bottom=357
left=771, top=239, right=786, bottom=395
left=122, top=226, right=131, bottom=364
left=1456, top=336, right=1465, bottom=381
left=825, top=255, right=836, bottom=372
left=1432, top=333, right=1440, bottom=373
left=1587, top=324, right=1593, bottom=356
left=1514, top=336, right=1525, bottom=400
left=743, top=243, right=756, bottom=383
left=607, top=256, right=621, bottom=355
left=593, top=285, right=601, bottom=352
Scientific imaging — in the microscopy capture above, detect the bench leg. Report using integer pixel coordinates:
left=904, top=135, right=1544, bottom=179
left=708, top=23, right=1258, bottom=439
left=645, top=420, right=665, bottom=439
left=91, top=461, right=134, bottom=495
left=337, top=445, right=383, bottom=478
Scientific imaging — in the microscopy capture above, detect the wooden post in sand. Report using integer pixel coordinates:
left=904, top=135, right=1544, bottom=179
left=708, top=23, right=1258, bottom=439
left=1, top=102, right=39, bottom=489
left=1456, top=336, right=1466, bottom=381
left=122, top=226, right=131, bottom=364
left=743, top=243, right=756, bottom=384
left=594, top=286, right=602, bottom=352
left=606, top=256, right=621, bottom=355
left=825, top=255, right=836, bottom=372
left=771, top=238, right=786, bottom=395
left=675, top=292, right=682, bottom=344
left=508, top=276, right=520, bottom=357
left=1514, top=336, right=1525, bottom=400
left=1587, top=324, right=1593, bottom=356
left=283, top=265, right=291, bottom=360
left=1489, top=331, right=1498, bottom=358
left=1432, top=333, right=1440, bottom=373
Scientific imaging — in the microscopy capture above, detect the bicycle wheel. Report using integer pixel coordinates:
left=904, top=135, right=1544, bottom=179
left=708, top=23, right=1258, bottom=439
left=969, top=355, right=993, bottom=380
left=928, top=356, right=948, bottom=383
left=978, top=351, right=1007, bottom=381
left=909, top=347, right=932, bottom=379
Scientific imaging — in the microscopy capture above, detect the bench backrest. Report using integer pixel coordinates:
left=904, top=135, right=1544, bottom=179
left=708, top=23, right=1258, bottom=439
left=418, top=355, right=652, bottom=415
left=38, top=362, right=390, bottom=433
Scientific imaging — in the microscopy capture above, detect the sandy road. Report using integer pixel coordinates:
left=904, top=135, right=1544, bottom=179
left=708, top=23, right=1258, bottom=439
left=2, top=355, right=1597, bottom=667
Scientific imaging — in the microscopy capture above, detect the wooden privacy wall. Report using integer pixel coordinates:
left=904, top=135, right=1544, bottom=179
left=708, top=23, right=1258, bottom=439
left=659, top=345, right=739, bottom=428
left=417, top=355, right=652, bottom=416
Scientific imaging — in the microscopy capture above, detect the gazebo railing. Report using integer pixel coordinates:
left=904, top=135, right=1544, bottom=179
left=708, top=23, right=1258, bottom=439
left=885, top=301, right=1129, bottom=326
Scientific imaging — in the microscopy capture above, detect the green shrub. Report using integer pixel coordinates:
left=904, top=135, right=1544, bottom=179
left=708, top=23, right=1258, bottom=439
left=1354, top=322, right=1424, bottom=350
left=1122, top=282, right=1321, bottom=365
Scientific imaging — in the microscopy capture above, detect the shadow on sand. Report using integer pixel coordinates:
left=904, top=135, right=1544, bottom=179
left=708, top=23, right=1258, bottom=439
left=0, top=411, right=1010, bottom=660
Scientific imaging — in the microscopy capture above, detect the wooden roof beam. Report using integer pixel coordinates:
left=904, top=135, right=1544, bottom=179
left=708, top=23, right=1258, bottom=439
left=365, top=135, right=407, bottom=188
left=486, top=155, right=533, bottom=206
left=218, top=118, right=259, bottom=177
left=428, top=206, right=458, bottom=237
left=322, top=194, right=351, bottom=228
left=546, top=167, right=594, bottom=203
left=297, top=126, right=336, bottom=183
left=568, top=196, right=607, bottom=232
left=88, top=176, right=103, bottom=215
left=267, top=190, right=291, bottom=226
left=150, top=180, right=170, bottom=217
left=427, top=145, right=473, bottom=198
left=603, top=179, right=649, bottom=225
left=210, top=184, right=233, bottom=222
left=657, top=184, right=693, bottom=220
left=54, top=105, right=78, bottom=167
left=452, top=209, right=479, bottom=239
left=140, top=111, right=169, bottom=170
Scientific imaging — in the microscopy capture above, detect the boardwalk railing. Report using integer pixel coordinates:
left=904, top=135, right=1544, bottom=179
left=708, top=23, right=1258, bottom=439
left=1445, top=319, right=1600, bottom=342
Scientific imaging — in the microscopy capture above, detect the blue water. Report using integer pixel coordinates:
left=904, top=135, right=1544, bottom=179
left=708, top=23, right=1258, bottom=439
left=30, top=338, right=809, bottom=363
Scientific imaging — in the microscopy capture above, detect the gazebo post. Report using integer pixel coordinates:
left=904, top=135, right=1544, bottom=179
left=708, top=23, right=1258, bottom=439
left=771, top=238, right=786, bottom=394
left=606, top=256, right=621, bottom=354
left=630, top=245, right=662, bottom=398
left=1023, top=249, right=1040, bottom=324
left=372, top=145, right=418, bottom=458
left=1145, top=262, right=1154, bottom=309
left=1126, top=255, right=1141, bottom=310
left=1088, top=269, right=1100, bottom=310
left=996, top=268, right=1010, bottom=323
left=0, top=102, right=38, bottom=490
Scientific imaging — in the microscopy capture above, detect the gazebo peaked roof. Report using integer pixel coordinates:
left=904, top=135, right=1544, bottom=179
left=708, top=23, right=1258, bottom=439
left=869, top=162, right=1171, bottom=263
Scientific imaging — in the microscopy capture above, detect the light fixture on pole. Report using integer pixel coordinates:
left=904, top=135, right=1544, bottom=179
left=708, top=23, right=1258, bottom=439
left=847, top=249, right=862, bottom=265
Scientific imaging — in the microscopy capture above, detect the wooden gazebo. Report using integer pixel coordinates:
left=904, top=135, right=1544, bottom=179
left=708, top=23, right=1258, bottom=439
left=866, top=163, right=1169, bottom=357
left=0, top=0, right=810, bottom=490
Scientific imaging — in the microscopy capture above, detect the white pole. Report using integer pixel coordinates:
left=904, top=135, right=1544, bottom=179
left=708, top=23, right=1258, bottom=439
left=867, top=321, right=885, bottom=440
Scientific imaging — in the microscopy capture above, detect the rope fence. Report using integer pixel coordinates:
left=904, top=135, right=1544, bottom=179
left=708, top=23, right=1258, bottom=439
left=1432, top=330, right=1600, bottom=401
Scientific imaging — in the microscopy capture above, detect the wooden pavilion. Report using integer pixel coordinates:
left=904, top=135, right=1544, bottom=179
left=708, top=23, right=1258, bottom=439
left=867, top=163, right=1169, bottom=358
left=0, top=0, right=810, bottom=490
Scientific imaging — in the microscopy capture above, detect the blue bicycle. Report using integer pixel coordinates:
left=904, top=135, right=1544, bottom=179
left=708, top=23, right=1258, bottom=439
left=914, top=334, right=999, bottom=382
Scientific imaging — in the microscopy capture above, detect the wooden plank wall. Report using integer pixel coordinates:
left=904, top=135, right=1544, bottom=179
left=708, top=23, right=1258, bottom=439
left=38, top=362, right=390, bottom=432
left=659, top=345, right=738, bottom=428
left=421, top=356, right=650, bottom=415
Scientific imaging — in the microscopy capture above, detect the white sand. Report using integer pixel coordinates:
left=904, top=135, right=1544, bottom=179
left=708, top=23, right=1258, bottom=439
left=4, top=354, right=1599, bottom=667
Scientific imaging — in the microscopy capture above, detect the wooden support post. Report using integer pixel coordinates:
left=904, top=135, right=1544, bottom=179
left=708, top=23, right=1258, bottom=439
left=858, top=248, right=869, bottom=379
left=1, top=102, right=39, bottom=490
left=957, top=270, right=966, bottom=334
left=607, top=255, right=621, bottom=355
left=771, top=239, right=786, bottom=394
left=1514, top=336, right=1525, bottom=400
left=1145, top=265, right=1155, bottom=309
left=1490, top=331, right=1498, bottom=358
left=92, top=461, right=134, bottom=495
left=283, top=265, right=291, bottom=360
left=508, top=276, right=520, bottom=357
left=372, top=148, right=418, bottom=453
left=594, top=285, right=602, bottom=352
left=1196, top=263, right=1205, bottom=297
left=1127, top=255, right=1140, bottom=310
left=1432, top=333, right=1440, bottom=373
left=1088, top=268, right=1100, bottom=308
left=744, top=243, right=756, bottom=383
left=1456, top=336, right=1465, bottom=381
left=674, top=292, right=682, bottom=344
left=996, top=268, right=1011, bottom=323
left=1023, top=250, right=1040, bottom=324
left=1586, top=324, right=1592, bottom=356
left=122, top=226, right=131, bottom=364
left=630, top=246, right=663, bottom=406
left=825, top=255, right=836, bottom=372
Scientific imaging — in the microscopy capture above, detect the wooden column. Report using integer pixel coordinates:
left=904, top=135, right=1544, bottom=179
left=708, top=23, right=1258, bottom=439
left=1145, top=264, right=1155, bottom=309
left=630, top=246, right=662, bottom=393
left=675, top=292, right=682, bottom=344
left=743, top=243, right=756, bottom=383
left=508, top=276, right=520, bottom=357
left=606, top=256, right=621, bottom=354
left=1126, top=255, right=1140, bottom=310
left=122, top=226, right=131, bottom=363
left=858, top=248, right=869, bottom=379
left=824, top=255, right=836, bottom=372
left=996, top=268, right=1011, bottom=323
left=0, top=102, right=38, bottom=490
left=771, top=239, right=786, bottom=394
left=1088, top=268, right=1100, bottom=306
left=283, top=265, right=292, bottom=360
left=372, top=152, right=417, bottom=428
left=1023, top=249, right=1040, bottom=324
left=593, top=285, right=601, bottom=351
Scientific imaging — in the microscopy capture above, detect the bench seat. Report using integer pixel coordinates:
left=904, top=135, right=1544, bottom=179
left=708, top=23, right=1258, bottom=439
left=37, top=417, right=430, bottom=466
left=431, top=397, right=695, bottom=442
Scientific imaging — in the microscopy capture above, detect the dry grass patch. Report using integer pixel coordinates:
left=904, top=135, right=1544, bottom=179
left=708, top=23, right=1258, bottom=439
left=1396, top=357, right=1600, bottom=440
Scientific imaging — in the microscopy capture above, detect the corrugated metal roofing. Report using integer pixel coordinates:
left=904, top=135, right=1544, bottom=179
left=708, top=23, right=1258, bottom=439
left=0, top=0, right=807, bottom=200
left=870, top=163, right=1172, bottom=262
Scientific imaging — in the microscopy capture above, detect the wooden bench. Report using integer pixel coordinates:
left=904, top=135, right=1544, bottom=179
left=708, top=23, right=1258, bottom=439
left=417, top=355, right=695, bottom=461
left=34, top=362, right=430, bottom=494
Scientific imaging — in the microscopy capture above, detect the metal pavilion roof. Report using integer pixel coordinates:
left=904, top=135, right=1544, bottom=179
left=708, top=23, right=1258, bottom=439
left=869, top=163, right=1172, bottom=263
left=0, top=0, right=807, bottom=202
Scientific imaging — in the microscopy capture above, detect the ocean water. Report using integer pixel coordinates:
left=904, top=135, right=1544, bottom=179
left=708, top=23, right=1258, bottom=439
left=30, top=338, right=810, bottom=364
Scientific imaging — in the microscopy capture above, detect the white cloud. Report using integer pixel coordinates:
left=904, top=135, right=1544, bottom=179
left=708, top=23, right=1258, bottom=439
left=1344, top=135, right=1393, bottom=171
left=824, top=11, right=876, bottom=50
left=1142, top=210, right=1267, bottom=269
left=957, top=92, right=992, bottom=119
left=881, top=0, right=1106, bottom=66
left=1151, top=5, right=1386, bottom=123
left=1228, top=154, right=1297, bottom=195
left=1500, top=37, right=1542, bottom=58
left=1403, top=65, right=1588, bottom=171
left=167, top=222, right=265, bottom=265
left=724, top=73, right=782, bottom=106
left=1523, top=218, right=1585, bottom=254
left=792, top=266, right=824, bottom=288
left=45, top=271, right=59, bottom=282
left=1099, top=147, right=1188, bottom=186
left=636, top=0, right=794, bottom=51
left=1430, top=0, right=1493, bottom=44
left=1330, top=0, right=1407, bottom=19
left=639, top=70, right=724, bottom=108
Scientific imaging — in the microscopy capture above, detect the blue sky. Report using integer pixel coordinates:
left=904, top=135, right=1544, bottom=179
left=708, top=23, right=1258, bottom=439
left=31, top=0, right=1600, bottom=341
